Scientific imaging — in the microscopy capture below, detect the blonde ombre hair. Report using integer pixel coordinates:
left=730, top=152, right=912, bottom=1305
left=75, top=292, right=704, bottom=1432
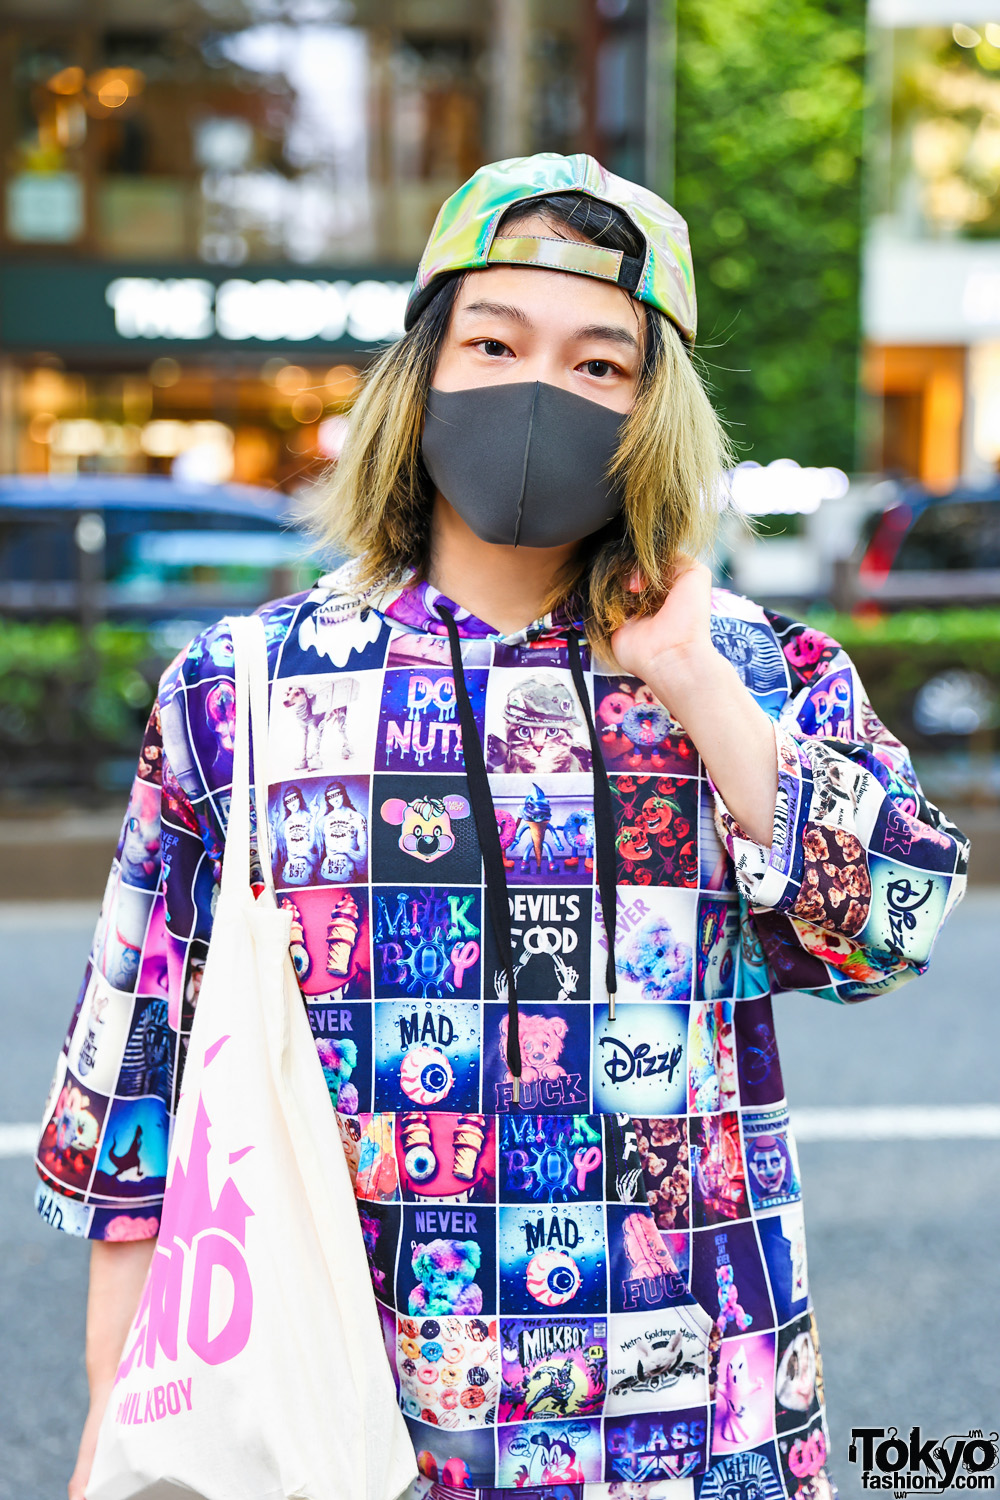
left=317, top=199, right=734, bottom=659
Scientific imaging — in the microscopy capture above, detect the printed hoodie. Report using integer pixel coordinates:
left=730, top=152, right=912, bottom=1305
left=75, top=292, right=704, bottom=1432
left=35, top=561, right=968, bottom=1500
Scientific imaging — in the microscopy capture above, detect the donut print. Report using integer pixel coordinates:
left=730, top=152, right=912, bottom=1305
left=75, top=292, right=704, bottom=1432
left=621, top=703, right=671, bottom=748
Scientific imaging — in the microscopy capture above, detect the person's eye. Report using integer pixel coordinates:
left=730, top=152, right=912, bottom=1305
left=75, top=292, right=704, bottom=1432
left=582, top=359, right=617, bottom=378
left=475, top=338, right=511, bottom=358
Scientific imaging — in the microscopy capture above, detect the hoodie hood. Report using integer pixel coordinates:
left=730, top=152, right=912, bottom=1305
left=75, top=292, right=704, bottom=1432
left=317, top=561, right=584, bottom=646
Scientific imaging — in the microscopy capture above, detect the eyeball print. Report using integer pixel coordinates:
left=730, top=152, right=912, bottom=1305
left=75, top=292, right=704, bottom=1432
left=403, top=1142, right=437, bottom=1181
left=400, top=1045, right=455, bottom=1105
left=525, top=1248, right=582, bottom=1307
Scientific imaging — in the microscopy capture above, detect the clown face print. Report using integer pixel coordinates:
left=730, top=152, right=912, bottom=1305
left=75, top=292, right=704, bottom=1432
left=742, top=1109, right=801, bottom=1213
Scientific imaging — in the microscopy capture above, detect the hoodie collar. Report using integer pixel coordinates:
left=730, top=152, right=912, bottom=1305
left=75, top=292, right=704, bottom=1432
left=375, top=571, right=584, bottom=645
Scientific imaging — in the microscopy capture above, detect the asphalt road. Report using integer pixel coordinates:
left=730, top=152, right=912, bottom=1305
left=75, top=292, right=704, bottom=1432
left=1, top=893, right=997, bottom=1500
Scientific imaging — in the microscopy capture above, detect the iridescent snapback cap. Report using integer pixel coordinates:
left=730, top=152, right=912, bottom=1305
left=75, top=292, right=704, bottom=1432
left=404, top=151, right=697, bottom=344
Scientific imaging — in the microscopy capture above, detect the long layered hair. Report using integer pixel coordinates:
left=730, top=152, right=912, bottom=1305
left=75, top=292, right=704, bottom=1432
left=316, top=192, right=734, bottom=658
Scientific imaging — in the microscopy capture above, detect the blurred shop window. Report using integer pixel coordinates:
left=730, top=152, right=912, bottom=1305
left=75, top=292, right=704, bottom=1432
left=862, top=345, right=965, bottom=487
left=882, top=25, right=1000, bottom=238
left=202, top=23, right=374, bottom=265
left=6, top=171, right=84, bottom=242
left=387, top=38, right=484, bottom=261
left=98, top=181, right=189, bottom=259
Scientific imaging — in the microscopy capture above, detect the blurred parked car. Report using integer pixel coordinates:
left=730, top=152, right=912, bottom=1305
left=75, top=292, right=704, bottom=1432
left=0, top=474, right=322, bottom=631
left=857, top=479, right=1000, bottom=605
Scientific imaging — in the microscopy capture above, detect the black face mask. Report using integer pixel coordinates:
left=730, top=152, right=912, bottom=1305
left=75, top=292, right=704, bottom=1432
left=421, top=381, right=626, bottom=548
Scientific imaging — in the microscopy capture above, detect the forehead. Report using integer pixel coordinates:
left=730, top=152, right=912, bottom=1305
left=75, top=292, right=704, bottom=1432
left=452, top=261, right=640, bottom=331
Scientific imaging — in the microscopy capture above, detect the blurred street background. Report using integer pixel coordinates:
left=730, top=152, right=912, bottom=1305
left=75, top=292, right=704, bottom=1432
left=0, top=0, right=998, bottom=1495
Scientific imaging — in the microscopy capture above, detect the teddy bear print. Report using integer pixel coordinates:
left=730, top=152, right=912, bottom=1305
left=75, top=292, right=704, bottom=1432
left=498, top=1013, right=568, bottom=1082
left=408, top=1237, right=483, bottom=1315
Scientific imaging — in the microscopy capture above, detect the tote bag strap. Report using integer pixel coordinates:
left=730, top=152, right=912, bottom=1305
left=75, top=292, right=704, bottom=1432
left=220, top=613, right=275, bottom=899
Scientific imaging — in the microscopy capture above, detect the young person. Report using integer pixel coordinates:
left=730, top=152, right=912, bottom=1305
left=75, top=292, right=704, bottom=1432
left=38, top=153, right=967, bottom=1500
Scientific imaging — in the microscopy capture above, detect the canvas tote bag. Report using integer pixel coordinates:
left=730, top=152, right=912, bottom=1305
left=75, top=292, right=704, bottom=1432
left=88, top=613, right=417, bottom=1500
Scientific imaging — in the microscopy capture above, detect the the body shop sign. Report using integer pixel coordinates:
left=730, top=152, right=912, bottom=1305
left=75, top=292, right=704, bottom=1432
left=0, top=263, right=414, bottom=351
left=105, top=275, right=409, bottom=343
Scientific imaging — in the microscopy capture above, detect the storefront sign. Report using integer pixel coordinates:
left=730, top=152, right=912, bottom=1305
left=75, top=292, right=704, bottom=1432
left=105, top=276, right=410, bottom=343
left=0, top=263, right=415, bottom=352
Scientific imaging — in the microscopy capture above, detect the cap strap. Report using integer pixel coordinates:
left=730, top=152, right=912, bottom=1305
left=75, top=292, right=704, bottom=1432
left=488, top=235, right=642, bottom=290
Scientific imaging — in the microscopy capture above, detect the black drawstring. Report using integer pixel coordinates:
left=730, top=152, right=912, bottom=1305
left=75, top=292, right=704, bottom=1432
left=438, top=606, right=523, bottom=1099
left=437, top=606, right=620, bottom=1106
left=567, top=631, right=618, bottom=1019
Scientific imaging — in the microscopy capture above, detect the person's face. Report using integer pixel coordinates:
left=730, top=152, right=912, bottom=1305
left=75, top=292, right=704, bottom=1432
left=327, top=787, right=345, bottom=809
left=431, top=213, right=642, bottom=416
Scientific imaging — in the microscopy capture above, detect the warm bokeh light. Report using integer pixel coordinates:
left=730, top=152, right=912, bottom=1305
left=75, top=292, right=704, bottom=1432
left=290, top=390, right=324, bottom=424
left=47, top=66, right=85, bottom=95
left=274, top=364, right=309, bottom=395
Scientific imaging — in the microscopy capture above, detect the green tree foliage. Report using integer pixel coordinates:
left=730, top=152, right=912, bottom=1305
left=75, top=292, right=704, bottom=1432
left=673, top=0, right=866, bottom=469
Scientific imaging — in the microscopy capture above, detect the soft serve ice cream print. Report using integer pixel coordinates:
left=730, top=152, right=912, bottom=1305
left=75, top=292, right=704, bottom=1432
left=36, top=561, right=968, bottom=1498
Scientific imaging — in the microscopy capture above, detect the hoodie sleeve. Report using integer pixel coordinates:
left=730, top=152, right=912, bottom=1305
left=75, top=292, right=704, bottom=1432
left=33, top=624, right=235, bottom=1240
left=710, top=613, right=969, bottom=1003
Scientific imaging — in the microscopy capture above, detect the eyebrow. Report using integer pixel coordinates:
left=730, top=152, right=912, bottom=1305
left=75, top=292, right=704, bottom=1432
left=459, top=299, right=639, bottom=351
